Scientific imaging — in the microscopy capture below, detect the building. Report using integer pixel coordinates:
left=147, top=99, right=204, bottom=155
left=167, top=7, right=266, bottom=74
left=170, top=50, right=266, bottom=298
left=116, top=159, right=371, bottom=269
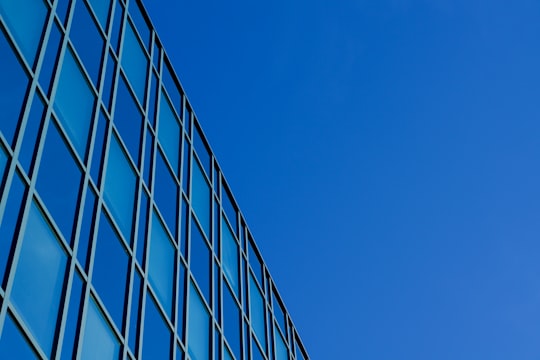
left=0, top=0, right=309, bottom=359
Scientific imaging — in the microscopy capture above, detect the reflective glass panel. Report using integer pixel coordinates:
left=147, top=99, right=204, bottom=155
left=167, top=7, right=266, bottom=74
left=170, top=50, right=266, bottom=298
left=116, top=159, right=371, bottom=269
left=249, top=274, right=266, bottom=350
left=176, top=262, right=186, bottom=340
left=90, top=111, right=107, bottom=185
left=136, top=190, right=149, bottom=266
left=0, top=313, right=38, bottom=359
left=158, top=90, right=181, bottom=174
left=103, top=134, right=136, bottom=241
left=249, top=238, right=264, bottom=287
left=192, top=159, right=210, bottom=236
left=142, top=294, right=172, bottom=360
left=223, top=282, right=241, bottom=360
left=222, top=217, right=239, bottom=295
left=272, top=291, right=286, bottom=337
left=222, top=184, right=237, bottom=234
left=154, top=149, right=178, bottom=237
left=121, top=21, right=147, bottom=103
left=60, top=271, right=84, bottom=360
left=38, top=20, right=62, bottom=95
left=187, top=282, right=210, bottom=360
left=92, top=211, right=129, bottom=329
left=54, top=48, right=95, bottom=158
left=0, top=0, right=48, bottom=65
left=81, top=298, right=121, bottom=360
left=252, top=337, right=264, bottom=360
left=11, top=202, right=67, bottom=356
left=77, top=186, right=96, bottom=270
left=162, top=60, right=181, bottom=115
left=114, top=74, right=143, bottom=165
left=128, top=269, right=142, bottom=353
left=19, top=93, right=45, bottom=174
left=149, top=210, right=175, bottom=317
left=190, top=219, right=211, bottom=304
left=36, top=121, right=82, bottom=242
left=128, top=0, right=150, bottom=48
left=0, top=28, right=29, bottom=146
left=274, top=325, right=288, bottom=360
left=0, top=145, right=6, bottom=187
left=110, top=0, right=123, bottom=53
left=87, top=0, right=110, bottom=29
left=193, top=124, right=210, bottom=176
left=102, top=51, right=116, bottom=111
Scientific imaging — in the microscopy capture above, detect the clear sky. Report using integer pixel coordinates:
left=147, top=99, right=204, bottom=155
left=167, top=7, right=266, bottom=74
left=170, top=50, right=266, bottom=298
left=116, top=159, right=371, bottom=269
left=144, top=0, right=540, bottom=358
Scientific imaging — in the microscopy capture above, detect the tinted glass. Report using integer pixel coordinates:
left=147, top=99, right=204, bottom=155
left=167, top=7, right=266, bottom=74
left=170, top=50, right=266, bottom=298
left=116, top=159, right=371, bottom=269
left=0, top=0, right=48, bottom=65
left=128, top=0, right=150, bottom=48
left=136, top=191, right=149, bottom=266
left=0, top=28, right=29, bottom=146
left=110, top=0, right=123, bottom=53
left=36, top=121, right=82, bottom=242
left=162, top=60, right=181, bottom=115
left=142, top=126, right=153, bottom=186
left=0, top=313, right=38, bottom=359
left=222, top=184, right=237, bottom=234
left=19, top=93, right=45, bottom=174
left=38, top=20, right=62, bottom=95
left=272, top=291, right=286, bottom=337
left=249, top=274, right=266, bottom=350
left=192, top=159, right=210, bottom=236
left=103, top=134, right=136, bottom=241
left=274, top=325, right=288, bottom=360
left=142, top=294, right=172, bottom=360
left=248, top=238, right=264, bottom=287
left=187, top=282, right=210, bottom=360
left=92, top=211, right=129, bottom=329
left=190, top=219, right=211, bottom=304
left=60, top=271, right=84, bottom=360
left=54, top=48, right=95, bottom=158
left=176, top=262, right=186, bottom=339
left=121, top=21, right=147, bottom=103
left=114, top=74, right=143, bottom=165
left=90, top=111, right=107, bottom=185
left=223, top=282, right=241, bottom=360
left=102, top=51, right=116, bottom=111
left=77, top=186, right=97, bottom=270
left=149, top=210, right=175, bottom=317
left=11, top=202, right=67, bottom=356
left=81, top=298, right=121, bottom=360
left=0, top=145, right=7, bottom=187
left=222, top=217, right=239, bottom=295
left=252, top=337, right=265, bottom=360
left=154, top=149, right=178, bottom=237
left=158, top=90, right=181, bottom=174
left=193, top=124, right=211, bottom=176
left=128, top=269, right=142, bottom=353
left=87, top=0, right=110, bottom=29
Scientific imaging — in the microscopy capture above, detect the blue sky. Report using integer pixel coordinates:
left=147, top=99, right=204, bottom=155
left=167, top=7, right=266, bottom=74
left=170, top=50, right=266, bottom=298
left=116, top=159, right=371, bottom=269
left=145, top=0, right=540, bottom=358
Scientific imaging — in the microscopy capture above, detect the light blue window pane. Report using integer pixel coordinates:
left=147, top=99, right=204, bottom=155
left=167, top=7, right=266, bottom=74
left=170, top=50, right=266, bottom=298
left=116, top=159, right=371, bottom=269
left=87, top=0, right=110, bottom=29
left=272, top=291, right=286, bottom=336
left=0, top=0, right=48, bottom=64
left=224, top=346, right=234, bottom=360
left=121, top=21, right=147, bottom=103
left=11, top=202, right=67, bottom=356
left=249, top=274, right=266, bottom=350
left=149, top=210, right=175, bottom=317
left=222, top=217, right=239, bottom=294
left=103, top=134, right=136, bottom=241
left=158, top=90, right=181, bottom=174
left=192, top=159, right=210, bottom=236
left=187, top=282, right=210, bottom=360
left=81, top=298, right=121, bottom=360
left=142, top=294, right=171, bottom=360
left=274, top=325, right=288, bottom=360
left=54, top=48, right=95, bottom=158
left=0, top=313, right=39, bottom=359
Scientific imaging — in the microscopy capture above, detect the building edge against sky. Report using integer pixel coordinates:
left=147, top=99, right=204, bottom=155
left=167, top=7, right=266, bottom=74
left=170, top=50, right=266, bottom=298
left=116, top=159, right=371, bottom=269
left=0, top=0, right=309, bottom=359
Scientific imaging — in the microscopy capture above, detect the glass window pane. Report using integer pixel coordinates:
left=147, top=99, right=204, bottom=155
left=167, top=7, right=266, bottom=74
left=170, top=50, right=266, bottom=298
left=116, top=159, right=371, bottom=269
left=181, top=137, right=190, bottom=195
left=272, top=291, right=286, bottom=337
left=158, top=90, right=181, bottom=174
left=87, top=0, right=110, bottom=29
left=54, top=48, right=96, bottom=158
left=110, top=0, right=123, bottom=53
left=38, top=20, right=62, bottom=95
left=0, top=313, right=39, bottom=359
left=114, top=74, right=143, bottom=165
left=81, top=298, right=121, bottom=360
left=121, top=21, right=148, bottom=103
left=128, top=0, right=150, bottom=48
left=252, top=336, right=265, bottom=360
left=274, top=325, right=288, bottom=360
left=249, top=274, right=266, bottom=350
left=11, top=202, right=67, bottom=356
left=222, top=217, right=239, bottom=295
left=223, top=282, right=241, bottom=360
left=154, top=149, right=178, bottom=237
left=90, top=111, right=107, bottom=185
left=0, top=145, right=7, bottom=188
left=142, top=294, right=172, bottom=360
left=136, top=190, right=149, bottom=267
left=249, top=238, right=263, bottom=287
left=19, top=93, right=45, bottom=175
left=149, top=210, right=175, bottom=317
left=128, top=269, right=142, bottom=353
left=193, top=124, right=210, bottom=176
left=162, top=60, right=181, bottom=115
left=142, top=126, right=153, bottom=186
left=60, top=271, right=84, bottom=360
left=69, top=0, right=104, bottom=86
left=0, top=28, right=29, bottom=146
left=192, top=159, right=210, bottom=236
left=103, top=134, right=136, bottom=241
left=222, top=184, right=237, bottom=235
left=0, top=0, right=48, bottom=65
left=176, top=262, right=186, bottom=340
left=187, top=281, right=210, bottom=360
left=92, top=211, right=129, bottom=329
left=77, top=186, right=97, bottom=270
left=102, top=50, right=116, bottom=112
left=190, top=219, right=210, bottom=304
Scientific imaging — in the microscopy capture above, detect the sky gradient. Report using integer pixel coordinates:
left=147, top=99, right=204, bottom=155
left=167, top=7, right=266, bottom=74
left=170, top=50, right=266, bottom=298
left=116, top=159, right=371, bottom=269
left=144, top=0, right=540, bottom=358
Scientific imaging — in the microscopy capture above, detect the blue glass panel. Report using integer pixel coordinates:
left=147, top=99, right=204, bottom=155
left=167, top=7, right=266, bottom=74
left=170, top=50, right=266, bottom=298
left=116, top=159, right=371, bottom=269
left=181, top=137, right=190, bottom=195
left=274, top=325, right=288, bottom=360
left=78, top=186, right=96, bottom=270
left=90, top=111, right=107, bottom=185
left=81, top=298, right=121, bottom=360
left=222, top=184, right=237, bottom=235
left=60, top=271, right=84, bottom=360
left=252, top=337, right=264, bottom=360
left=176, top=262, right=186, bottom=339
left=149, top=210, right=175, bottom=317
left=147, top=71, right=158, bottom=128
left=187, top=282, right=210, bottom=360
left=70, top=0, right=104, bottom=86
left=93, top=211, right=129, bottom=329
left=223, top=282, right=241, bottom=360
left=0, top=145, right=7, bottom=188
left=222, top=217, right=239, bottom=295
left=152, top=41, right=160, bottom=70
left=158, top=90, right=181, bottom=174
left=272, top=291, right=286, bottom=337
left=249, top=274, right=266, bottom=350
left=87, top=0, right=110, bottom=29
left=136, top=190, right=149, bottom=267
left=224, top=346, right=234, bottom=360
left=38, top=20, right=62, bottom=95
left=190, top=219, right=211, bottom=304
left=294, top=337, right=305, bottom=360
left=192, top=159, right=210, bottom=236
left=213, top=260, right=220, bottom=319
left=0, top=313, right=38, bottom=359
left=19, top=92, right=44, bottom=175
left=142, top=294, right=171, bottom=360
left=128, top=269, right=142, bottom=353
left=102, top=51, right=116, bottom=112
left=180, top=197, right=188, bottom=258
left=213, top=327, right=220, bottom=360
left=0, top=0, right=48, bottom=65
left=213, top=198, right=219, bottom=251
left=193, top=124, right=210, bottom=176
left=0, top=171, right=26, bottom=285
left=155, top=149, right=178, bottom=237
left=121, top=21, right=147, bottom=103
left=142, top=126, right=153, bottom=186
left=184, top=106, right=192, bottom=138
left=176, top=342, right=185, bottom=360
left=11, top=202, right=67, bottom=356
left=163, top=60, right=181, bottom=116
left=110, top=0, right=123, bottom=54
left=56, top=0, right=70, bottom=24
left=114, top=74, right=143, bottom=165
left=213, top=166, right=219, bottom=196
left=54, top=48, right=95, bottom=158
left=128, top=0, right=150, bottom=48
left=249, top=238, right=263, bottom=287
left=37, top=121, right=82, bottom=242
left=0, top=28, right=29, bottom=146
left=103, top=134, right=136, bottom=241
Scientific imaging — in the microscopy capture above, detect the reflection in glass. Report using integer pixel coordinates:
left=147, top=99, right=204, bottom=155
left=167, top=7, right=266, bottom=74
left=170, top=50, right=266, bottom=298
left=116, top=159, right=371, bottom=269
left=81, top=298, right=121, bottom=360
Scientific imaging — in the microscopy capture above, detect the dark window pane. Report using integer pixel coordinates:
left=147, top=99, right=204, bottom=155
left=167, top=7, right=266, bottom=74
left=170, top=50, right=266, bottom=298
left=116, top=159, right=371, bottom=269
left=222, top=184, right=237, bottom=235
left=193, top=124, right=210, bottom=176
left=248, top=238, right=263, bottom=288
left=158, top=90, right=181, bottom=175
left=128, top=269, right=142, bottom=353
left=114, top=74, right=143, bottom=165
left=184, top=105, right=192, bottom=137
left=136, top=190, right=149, bottom=267
left=56, top=0, right=70, bottom=25
left=154, top=149, right=178, bottom=237
left=223, top=282, right=241, bottom=360
left=190, top=219, right=210, bottom=304
left=60, top=270, right=84, bottom=360
left=272, top=290, right=286, bottom=339
left=0, top=28, right=29, bottom=146
left=252, top=336, right=265, bottom=360
left=90, top=111, right=107, bottom=185
left=102, top=51, right=117, bottom=112
left=38, top=20, right=62, bottom=95
left=11, top=202, right=67, bottom=356
left=121, top=20, right=147, bottom=103
left=147, top=71, right=158, bottom=128
left=92, top=211, right=129, bottom=329
left=181, top=137, right=190, bottom=195
left=19, top=93, right=45, bottom=175
left=37, top=121, right=82, bottom=242
left=142, top=126, right=153, bottom=187
left=180, top=197, right=188, bottom=258
left=152, top=41, right=160, bottom=70
left=0, top=312, right=39, bottom=359
left=176, top=262, right=186, bottom=340
left=0, top=145, right=7, bottom=191
left=80, top=298, right=121, bottom=359
left=192, top=159, right=210, bottom=236
left=142, top=294, right=172, bottom=360
left=128, top=0, right=150, bottom=48
left=77, top=186, right=97, bottom=271
left=162, top=60, right=181, bottom=116
left=110, top=0, right=123, bottom=54
left=187, top=281, right=210, bottom=360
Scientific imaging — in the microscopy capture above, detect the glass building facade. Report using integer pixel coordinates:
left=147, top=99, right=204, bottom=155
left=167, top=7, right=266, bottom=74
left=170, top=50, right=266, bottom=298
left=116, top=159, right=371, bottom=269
left=0, top=0, right=309, bottom=359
